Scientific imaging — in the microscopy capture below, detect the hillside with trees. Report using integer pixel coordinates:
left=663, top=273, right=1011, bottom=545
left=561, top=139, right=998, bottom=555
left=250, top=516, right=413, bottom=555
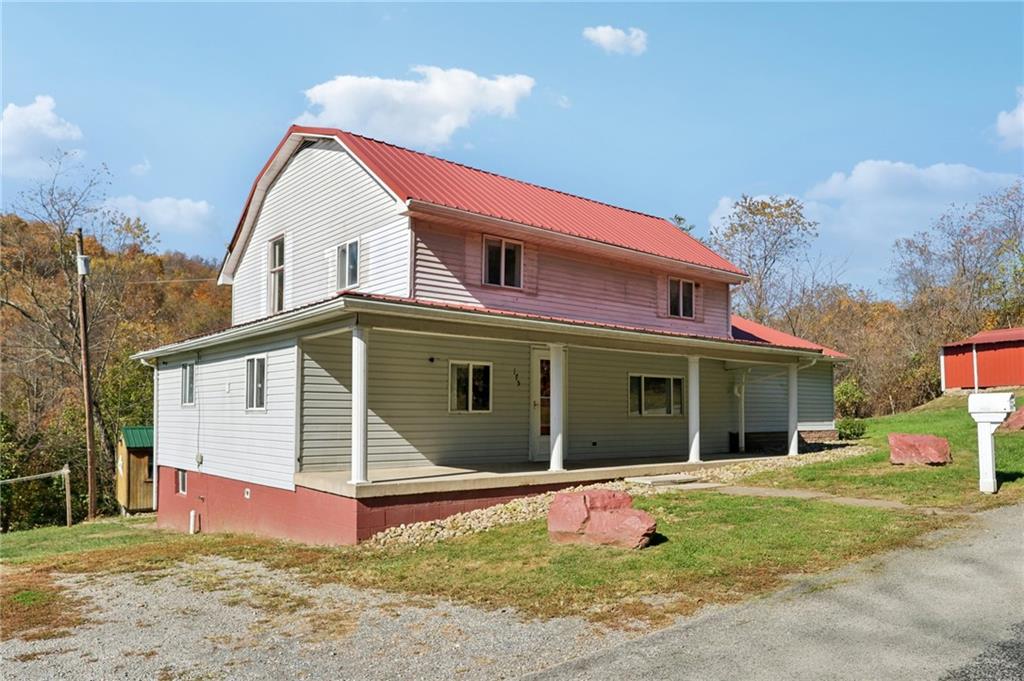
left=1, top=158, right=230, bottom=530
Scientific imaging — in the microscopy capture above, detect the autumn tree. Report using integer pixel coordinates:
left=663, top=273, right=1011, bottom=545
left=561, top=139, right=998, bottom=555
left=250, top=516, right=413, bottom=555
left=709, top=195, right=818, bottom=323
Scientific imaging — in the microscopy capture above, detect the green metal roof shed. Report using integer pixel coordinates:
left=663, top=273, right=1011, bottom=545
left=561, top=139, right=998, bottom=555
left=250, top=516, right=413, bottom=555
left=121, top=426, right=153, bottom=449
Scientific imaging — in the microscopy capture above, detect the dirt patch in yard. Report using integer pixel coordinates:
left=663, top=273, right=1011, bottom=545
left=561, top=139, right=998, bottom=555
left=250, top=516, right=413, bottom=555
left=0, top=566, right=89, bottom=642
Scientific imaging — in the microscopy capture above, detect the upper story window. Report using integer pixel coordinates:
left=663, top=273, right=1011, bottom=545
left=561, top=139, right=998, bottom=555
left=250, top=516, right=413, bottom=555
left=668, top=278, right=695, bottom=319
left=246, top=355, right=267, bottom=410
left=180, top=362, right=195, bottom=406
left=337, top=239, right=359, bottom=290
left=268, top=237, right=285, bottom=314
left=483, top=237, right=522, bottom=288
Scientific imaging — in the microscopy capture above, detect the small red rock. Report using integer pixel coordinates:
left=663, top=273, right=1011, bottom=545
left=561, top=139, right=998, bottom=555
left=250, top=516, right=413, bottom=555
left=547, top=489, right=656, bottom=549
left=888, top=433, right=952, bottom=466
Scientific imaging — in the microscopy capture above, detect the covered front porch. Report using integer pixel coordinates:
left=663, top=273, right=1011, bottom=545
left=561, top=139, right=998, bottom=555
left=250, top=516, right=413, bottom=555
left=296, top=298, right=823, bottom=497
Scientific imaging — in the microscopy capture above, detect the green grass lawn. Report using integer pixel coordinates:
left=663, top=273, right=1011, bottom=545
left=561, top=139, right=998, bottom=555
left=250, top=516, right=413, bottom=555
left=2, top=493, right=945, bottom=631
left=746, top=407, right=1024, bottom=509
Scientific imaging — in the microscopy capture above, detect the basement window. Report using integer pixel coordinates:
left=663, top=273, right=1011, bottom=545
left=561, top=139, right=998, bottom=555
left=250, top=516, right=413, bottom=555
left=449, top=361, right=492, bottom=413
left=668, top=278, right=695, bottom=318
left=176, top=469, right=187, bottom=495
left=629, top=375, right=684, bottom=417
left=483, top=237, right=523, bottom=288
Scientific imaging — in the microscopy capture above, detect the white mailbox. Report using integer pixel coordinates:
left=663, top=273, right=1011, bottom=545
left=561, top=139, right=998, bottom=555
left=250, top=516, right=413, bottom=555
left=968, top=392, right=1015, bottom=494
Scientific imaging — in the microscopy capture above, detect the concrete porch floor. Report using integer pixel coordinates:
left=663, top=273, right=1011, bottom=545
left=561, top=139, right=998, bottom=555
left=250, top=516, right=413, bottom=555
left=295, top=452, right=782, bottom=499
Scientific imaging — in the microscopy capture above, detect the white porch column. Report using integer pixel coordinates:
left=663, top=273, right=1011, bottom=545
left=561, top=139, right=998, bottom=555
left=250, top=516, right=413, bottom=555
left=688, top=356, right=701, bottom=463
left=349, top=325, right=369, bottom=484
left=548, top=343, right=566, bottom=471
left=787, top=363, right=799, bottom=456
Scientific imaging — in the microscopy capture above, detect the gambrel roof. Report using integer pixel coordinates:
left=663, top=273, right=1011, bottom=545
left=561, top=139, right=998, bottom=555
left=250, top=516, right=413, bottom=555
left=219, top=125, right=747, bottom=283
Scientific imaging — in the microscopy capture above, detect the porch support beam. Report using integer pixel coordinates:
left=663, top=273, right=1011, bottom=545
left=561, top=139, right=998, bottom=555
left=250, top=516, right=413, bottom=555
left=349, top=325, right=369, bottom=484
left=737, top=372, right=746, bottom=454
left=549, top=343, right=566, bottom=471
left=688, top=356, right=701, bottom=463
left=787, top=363, right=799, bottom=456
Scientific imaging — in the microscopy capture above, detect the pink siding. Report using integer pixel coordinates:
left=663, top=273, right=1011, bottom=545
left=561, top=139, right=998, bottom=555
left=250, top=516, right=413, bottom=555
left=412, top=220, right=732, bottom=338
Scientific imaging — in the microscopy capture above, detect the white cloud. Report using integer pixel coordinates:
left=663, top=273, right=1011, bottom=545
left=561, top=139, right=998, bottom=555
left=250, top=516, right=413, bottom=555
left=295, top=66, right=535, bottom=149
left=995, top=86, right=1024, bottom=149
left=1, top=95, right=84, bottom=178
left=106, top=195, right=213, bottom=235
left=582, top=25, right=647, bottom=55
left=129, top=158, right=151, bottom=176
left=708, top=160, right=1020, bottom=289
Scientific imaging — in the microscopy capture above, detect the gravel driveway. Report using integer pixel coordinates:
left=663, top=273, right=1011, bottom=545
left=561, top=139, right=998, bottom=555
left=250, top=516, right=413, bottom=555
left=1, top=555, right=634, bottom=680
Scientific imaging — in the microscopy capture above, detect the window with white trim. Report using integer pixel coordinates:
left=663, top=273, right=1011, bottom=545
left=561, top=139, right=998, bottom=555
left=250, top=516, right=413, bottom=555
left=181, top=362, right=195, bottom=406
left=668, top=278, right=695, bottom=318
left=337, top=239, right=359, bottom=290
left=449, top=361, right=492, bottom=413
left=483, top=237, right=523, bottom=288
left=268, top=237, right=285, bottom=314
left=246, top=356, right=267, bottom=410
left=629, top=375, right=684, bottom=416
left=176, top=469, right=187, bottom=494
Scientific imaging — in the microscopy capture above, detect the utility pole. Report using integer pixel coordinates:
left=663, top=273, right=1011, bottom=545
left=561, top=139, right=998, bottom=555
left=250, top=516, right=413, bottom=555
left=75, top=228, right=97, bottom=520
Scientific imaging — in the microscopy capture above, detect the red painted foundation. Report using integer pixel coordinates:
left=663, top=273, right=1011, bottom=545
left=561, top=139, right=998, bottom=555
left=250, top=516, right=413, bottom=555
left=156, top=466, right=577, bottom=545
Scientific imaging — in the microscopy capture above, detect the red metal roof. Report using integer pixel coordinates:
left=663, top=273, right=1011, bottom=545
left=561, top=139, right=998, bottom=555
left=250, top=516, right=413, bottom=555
left=225, top=126, right=746, bottom=278
left=944, top=327, right=1024, bottom=349
left=730, top=315, right=847, bottom=359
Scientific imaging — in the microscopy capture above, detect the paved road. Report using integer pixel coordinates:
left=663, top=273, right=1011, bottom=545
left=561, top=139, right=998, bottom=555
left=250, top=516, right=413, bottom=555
left=526, top=504, right=1024, bottom=681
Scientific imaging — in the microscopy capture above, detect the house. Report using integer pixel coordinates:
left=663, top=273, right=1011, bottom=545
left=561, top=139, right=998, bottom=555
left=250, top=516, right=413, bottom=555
left=941, top=328, right=1024, bottom=391
left=133, top=125, right=846, bottom=545
left=115, top=426, right=154, bottom=513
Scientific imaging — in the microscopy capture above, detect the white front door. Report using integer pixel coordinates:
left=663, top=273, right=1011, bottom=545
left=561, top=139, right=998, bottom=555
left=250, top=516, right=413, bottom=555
left=529, top=348, right=551, bottom=460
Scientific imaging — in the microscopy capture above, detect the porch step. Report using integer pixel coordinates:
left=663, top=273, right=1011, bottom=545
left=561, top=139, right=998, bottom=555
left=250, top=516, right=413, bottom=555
left=624, top=473, right=703, bottom=487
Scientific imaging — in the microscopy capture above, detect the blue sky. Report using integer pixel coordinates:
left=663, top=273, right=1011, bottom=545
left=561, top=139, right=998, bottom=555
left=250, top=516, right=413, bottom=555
left=3, top=2, right=1022, bottom=293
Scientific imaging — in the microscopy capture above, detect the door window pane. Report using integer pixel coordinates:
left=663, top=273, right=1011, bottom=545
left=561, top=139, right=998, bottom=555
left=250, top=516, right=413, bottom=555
left=540, top=359, right=551, bottom=435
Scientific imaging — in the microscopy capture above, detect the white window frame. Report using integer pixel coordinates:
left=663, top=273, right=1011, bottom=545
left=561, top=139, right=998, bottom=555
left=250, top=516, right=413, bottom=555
left=628, top=374, right=685, bottom=417
left=337, top=238, right=360, bottom=290
left=448, top=360, right=494, bottom=414
left=668, top=277, right=696, bottom=319
left=180, top=362, right=195, bottom=406
left=481, top=236, right=524, bottom=289
left=245, top=354, right=268, bottom=411
left=268, top=235, right=285, bottom=315
left=176, top=469, right=187, bottom=495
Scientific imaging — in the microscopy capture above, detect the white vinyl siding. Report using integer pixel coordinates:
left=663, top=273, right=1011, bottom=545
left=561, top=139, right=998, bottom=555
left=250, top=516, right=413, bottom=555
left=156, top=339, right=297, bottom=490
left=231, top=139, right=409, bottom=325
left=798, top=362, right=836, bottom=428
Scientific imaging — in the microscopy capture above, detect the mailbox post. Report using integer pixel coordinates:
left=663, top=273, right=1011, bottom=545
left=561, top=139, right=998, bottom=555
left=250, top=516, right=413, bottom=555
left=967, top=392, right=1015, bottom=494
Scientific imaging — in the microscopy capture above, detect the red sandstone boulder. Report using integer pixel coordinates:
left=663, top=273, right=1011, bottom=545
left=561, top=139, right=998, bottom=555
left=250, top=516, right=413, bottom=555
left=997, top=407, right=1024, bottom=433
left=547, top=489, right=657, bottom=549
left=888, top=433, right=952, bottom=466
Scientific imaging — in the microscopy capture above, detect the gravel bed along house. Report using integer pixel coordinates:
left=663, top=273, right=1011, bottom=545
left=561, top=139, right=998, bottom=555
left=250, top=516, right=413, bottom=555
left=0, top=555, right=633, bottom=681
left=367, top=442, right=872, bottom=548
